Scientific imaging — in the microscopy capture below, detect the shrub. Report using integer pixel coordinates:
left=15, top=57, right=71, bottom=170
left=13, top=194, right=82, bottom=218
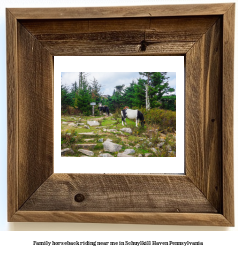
left=140, top=107, right=176, bottom=132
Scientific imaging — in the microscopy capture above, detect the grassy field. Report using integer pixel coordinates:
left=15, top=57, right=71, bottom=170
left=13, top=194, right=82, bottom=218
left=61, top=113, right=176, bottom=157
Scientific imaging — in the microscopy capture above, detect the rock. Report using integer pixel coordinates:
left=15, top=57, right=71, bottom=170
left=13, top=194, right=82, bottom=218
left=98, top=138, right=104, bottom=142
left=84, top=139, right=94, bottom=142
left=84, top=125, right=90, bottom=129
left=106, top=138, right=112, bottom=142
left=134, top=144, right=140, bottom=148
left=120, top=128, right=132, bottom=134
left=145, top=153, right=152, bottom=157
left=78, top=149, right=94, bottom=156
left=117, top=153, right=133, bottom=157
left=138, top=154, right=143, bottom=157
left=65, top=133, right=71, bottom=136
left=157, top=142, right=165, bottom=148
left=71, top=117, right=76, bottom=120
left=107, top=129, right=117, bottom=133
left=62, top=122, right=68, bottom=125
left=78, top=123, right=85, bottom=126
left=74, top=144, right=97, bottom=149
left=151, top=148, right=157, bottom=154
left=147, top=142, right=153, bottom=147
left=61, top=148, right=74, bottom=156
left=124, top=149, right=135, bottom=155
left=99, top=153, right=114, bottom=157
left=87, top=120, right=100, bottom=126
left=103, top=129, right=117, bottom=133
left=166, top=145, right=172, bottom=151
left=103, top=140, right=122, bottom=153
left=78, top=118, right=81, bottom=121
left=68, top=123, right=77, bottom=127
left=78, top=132, right=96, bottom=136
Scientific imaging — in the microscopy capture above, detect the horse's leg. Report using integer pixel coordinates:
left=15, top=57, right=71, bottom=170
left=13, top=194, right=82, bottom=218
left=136, top=119, right=138, bottom=127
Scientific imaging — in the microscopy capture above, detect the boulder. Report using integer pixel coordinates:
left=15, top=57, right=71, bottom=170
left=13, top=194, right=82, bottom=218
left=145, top=153, right=152, bottom=157
left=74, top=144, right=97, bottom=149
left=107, top=129, right=117, bottom=133
left=103, top=140, right=122, bottom=153
left=84, top=139, right=95, bottom=142
left=99, top=153, right=114, bottom=157
left=61, top=148, right=74, bottom=156
left=120, top=128, right=132, bottom=134
left=78, top=149, right=94, bottom=156
left=87, top=120, right=100, bottom=126
left=78, top=132, right=95, bottom=136
left=84, top=125, right=90, bottom=129
left=124, top=149, right=135, bottom=155
left=68, top=123, right=77, bottom=127
left=117, top=153, right=133, bottom=157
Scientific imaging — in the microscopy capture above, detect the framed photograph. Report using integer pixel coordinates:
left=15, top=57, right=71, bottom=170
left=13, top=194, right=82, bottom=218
left=55, top=56, right=184, bottom=174
left=7, top=3, right=234, bottom=225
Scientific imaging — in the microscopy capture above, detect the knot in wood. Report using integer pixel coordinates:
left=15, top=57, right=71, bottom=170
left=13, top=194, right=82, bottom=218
left=74, top=193, right=85, bottom=202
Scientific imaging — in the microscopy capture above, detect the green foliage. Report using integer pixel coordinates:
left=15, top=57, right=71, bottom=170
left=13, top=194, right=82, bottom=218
left=75, top=82, right=92, bottom=116
left=160, top=95, right=176, bottom=111
left=140, top=107, right=176, bottom=132
left=61, top=85, right=74, bottom=111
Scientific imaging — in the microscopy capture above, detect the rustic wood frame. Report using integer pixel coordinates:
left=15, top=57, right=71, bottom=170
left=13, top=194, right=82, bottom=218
left=7, top=4, right=234, bottom=226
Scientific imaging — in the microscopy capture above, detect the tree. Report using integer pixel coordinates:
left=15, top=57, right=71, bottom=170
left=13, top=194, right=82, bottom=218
left=75, top=82, right=92, bottom=116
left=123, top=81, right=136, bottom=108
left=61, top=85, right=74, bottom=111
left=138, top=72, right=175, bottom=110
left=78, top=72, right=87, bottom=92
left=110, top=84, right=125, bottom=110
left=91, top=77, right=101, bottom=104
left=131, top=78, right=146, bottom=108
left=139, top=72, right=156, bottom=110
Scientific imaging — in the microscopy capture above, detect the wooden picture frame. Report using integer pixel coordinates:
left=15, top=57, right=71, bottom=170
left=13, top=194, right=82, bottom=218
left=7, top=3, right=234, bottom=226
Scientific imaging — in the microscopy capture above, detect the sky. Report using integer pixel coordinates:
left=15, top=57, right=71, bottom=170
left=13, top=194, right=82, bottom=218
left=61, top=72, right=176, bottom=96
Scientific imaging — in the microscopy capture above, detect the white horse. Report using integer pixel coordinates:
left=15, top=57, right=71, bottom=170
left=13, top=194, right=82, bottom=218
left=121, top=108, right=145, bottom=127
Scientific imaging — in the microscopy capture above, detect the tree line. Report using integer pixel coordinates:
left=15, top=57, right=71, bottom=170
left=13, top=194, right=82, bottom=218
left=61, top=72, right=176, bottom=115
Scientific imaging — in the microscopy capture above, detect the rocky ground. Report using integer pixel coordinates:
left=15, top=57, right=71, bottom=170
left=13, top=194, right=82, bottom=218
left=61, top=114, right=176, bottom=157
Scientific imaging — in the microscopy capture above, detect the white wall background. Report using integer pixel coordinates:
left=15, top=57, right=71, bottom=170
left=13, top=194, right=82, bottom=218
left=0, top=0, right=237, bottom=252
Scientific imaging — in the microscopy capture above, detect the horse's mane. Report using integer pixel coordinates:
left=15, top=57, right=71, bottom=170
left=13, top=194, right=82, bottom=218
left=124, top=106, right=129, bottom=109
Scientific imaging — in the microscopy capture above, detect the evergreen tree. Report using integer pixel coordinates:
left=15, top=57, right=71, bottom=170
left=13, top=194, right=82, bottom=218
left=76, top=82, right=92, bottom=116
left=61, top=85, right=74, bottom=111
left=91, top=77, right=101, bottom=104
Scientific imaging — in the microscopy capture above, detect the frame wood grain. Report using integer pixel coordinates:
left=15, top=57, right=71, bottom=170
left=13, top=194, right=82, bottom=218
left=7, top=3, right=234, bottom=226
